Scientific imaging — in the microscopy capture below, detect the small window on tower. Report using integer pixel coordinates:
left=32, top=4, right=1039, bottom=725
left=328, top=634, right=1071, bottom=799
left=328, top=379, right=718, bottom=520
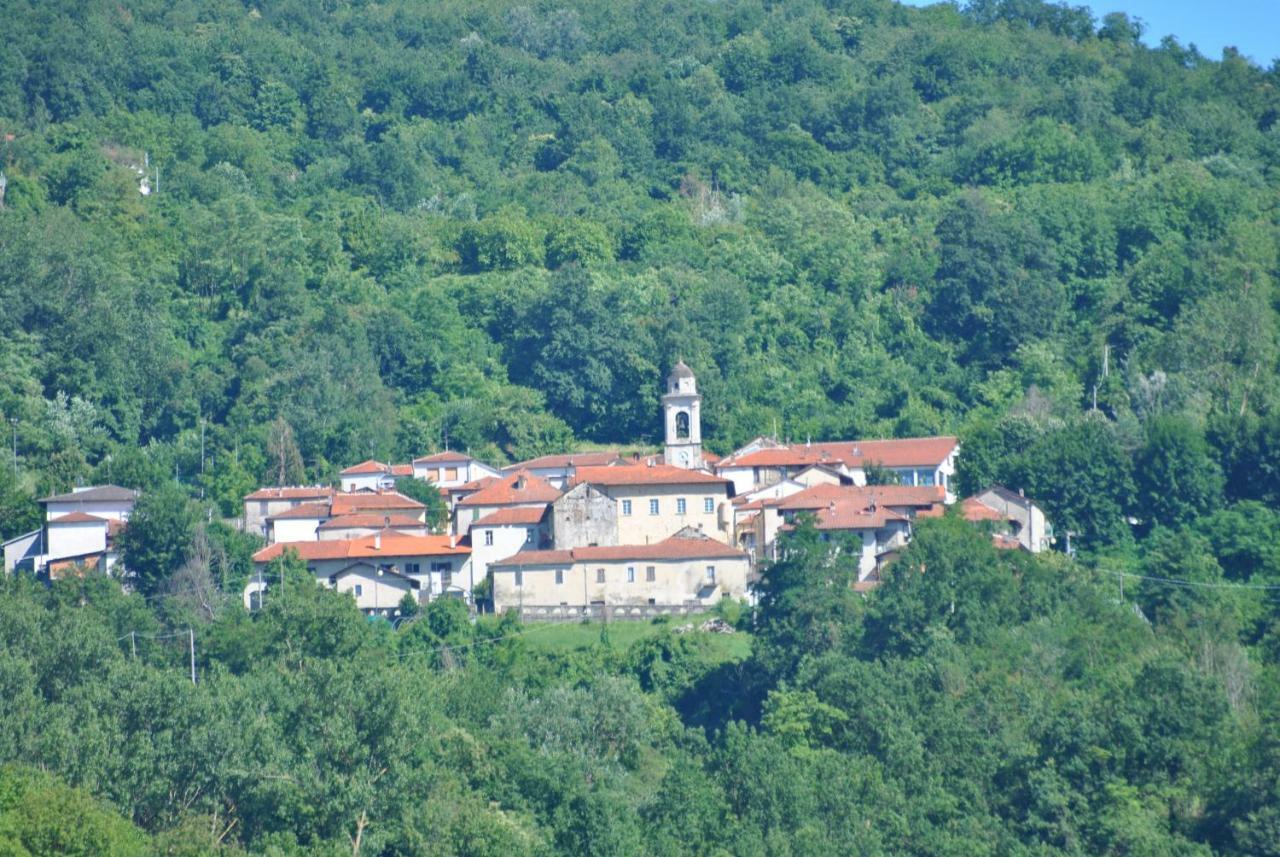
left=675, top=411, right=690, bottom=440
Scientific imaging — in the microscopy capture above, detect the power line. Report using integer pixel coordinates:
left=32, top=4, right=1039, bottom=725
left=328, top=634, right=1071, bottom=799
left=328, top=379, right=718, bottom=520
left=1093, top=567, right=1280, bottom=591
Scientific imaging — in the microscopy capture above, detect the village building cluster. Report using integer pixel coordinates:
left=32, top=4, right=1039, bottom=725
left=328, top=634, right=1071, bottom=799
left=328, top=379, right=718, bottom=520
left=3, top=364, right=1052, bottom=617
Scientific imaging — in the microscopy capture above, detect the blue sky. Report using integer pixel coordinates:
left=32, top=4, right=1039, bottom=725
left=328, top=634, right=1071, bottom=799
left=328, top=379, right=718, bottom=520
left=898, top=0, right=1279, bottom=67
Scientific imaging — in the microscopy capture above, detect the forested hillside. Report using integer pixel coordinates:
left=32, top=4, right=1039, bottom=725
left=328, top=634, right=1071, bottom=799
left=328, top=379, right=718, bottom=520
left=3, top=1, right=1280, bottom=854
left=0, top=0, right=1277, bottom=529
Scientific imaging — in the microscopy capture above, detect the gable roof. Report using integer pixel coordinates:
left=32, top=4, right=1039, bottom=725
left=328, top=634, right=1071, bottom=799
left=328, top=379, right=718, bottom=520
left=961, top=497, right=1006, bottom=522
left=491, top=534, right=746, bottom=567
left=329, top=561, right=420, bottom=587
left=457, top=471, right=561, bottom=507
left=569, top=463, right=731, bottom=488
left=777, top=484, right=945, bottom=512
left=253, top=532, right=468, bottom=564
left=505, top=451, right=626, bottom=471
left=473, top=505, right=549, bottom=526
left=413, top=450, right=474, bottom=464
left=720, top=436, right=958, bottom=470
left=268, top=502, right=332, bottom=521
left=48, top=511, right=109, bottom=524
left=40, top=485, right=138, bottom=504
left=317, top=513, right=427, bottom=531
left=340, top=459, right=391, bottom=476
left=390, top=464, right=414, bottom=477
left=244, top=486, right=335, bottom=502
left=331, top=491, right=426, bottom=515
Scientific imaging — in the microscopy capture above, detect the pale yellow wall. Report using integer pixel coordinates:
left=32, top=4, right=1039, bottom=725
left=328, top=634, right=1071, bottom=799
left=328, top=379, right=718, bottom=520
left=492, top=555, right=748, bottom=611
left=602, top=484, right=730, bottom=545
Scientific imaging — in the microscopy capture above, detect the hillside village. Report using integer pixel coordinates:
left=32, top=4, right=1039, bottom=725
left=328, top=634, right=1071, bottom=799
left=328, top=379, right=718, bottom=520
left=6, top=364, right=1051, bottom=618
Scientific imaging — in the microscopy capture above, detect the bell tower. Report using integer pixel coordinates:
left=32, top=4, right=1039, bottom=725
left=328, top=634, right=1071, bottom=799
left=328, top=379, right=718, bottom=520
left=663, top=361, right=702, bottom=469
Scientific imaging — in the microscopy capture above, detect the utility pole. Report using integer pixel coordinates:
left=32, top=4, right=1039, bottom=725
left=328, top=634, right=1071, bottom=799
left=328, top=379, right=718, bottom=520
left=130, top=631, right=136, bottom=658
left=188, top=628, right=196, bottom=684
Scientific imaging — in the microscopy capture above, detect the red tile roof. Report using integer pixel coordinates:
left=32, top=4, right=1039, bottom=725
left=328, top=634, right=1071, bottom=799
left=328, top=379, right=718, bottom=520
left=777, top=484, right=944, bottom=512
left=413, top=451, right=474, bottom=464
left=457, top=471, right=561, bottom=507
left=253, top=532, right=468, bottom=563
left=390, top=464, right=413, bottom=477
left=721, top=436, right=958, bottom=470
left=506, top=451, right=625, bottom=471
left=961, top=497, right=1006, bottom=522
left=317, top=514, right=427, bottom=531
left=473, top=506, right=549, bottom=526
left=340, top=459, right=391, bottom=475
left=331, top=492, right=426, bottom=515
left=491, top=535, right=746, bottom=567
left=570, top=463, right=731, bottom=488
left=244, top=486, right=335, bottom=502
left=267, top=502, right=332, bottom=521
left=49, top=511, right=108, bottom=524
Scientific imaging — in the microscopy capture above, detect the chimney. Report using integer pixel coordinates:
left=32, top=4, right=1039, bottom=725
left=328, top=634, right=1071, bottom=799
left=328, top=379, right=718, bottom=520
left=516, top=475, right=526, bottom=490
left=384, top=515, right=390, bottom=529
left=1019, top=487, right=1025, bottom=497
left=374, top=531, right=381, bottom=550
left=449, top=534, right=456, bottom=547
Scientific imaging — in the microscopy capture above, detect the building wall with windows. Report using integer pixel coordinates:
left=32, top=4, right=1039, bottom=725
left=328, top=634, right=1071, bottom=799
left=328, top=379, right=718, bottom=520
left=490, top=553, right=748, bottom=611
left=551, top=483, right=618, bottom=548
left=597, top=483, right=729, bottom=546
left=471, top=522, right=544, bottom=599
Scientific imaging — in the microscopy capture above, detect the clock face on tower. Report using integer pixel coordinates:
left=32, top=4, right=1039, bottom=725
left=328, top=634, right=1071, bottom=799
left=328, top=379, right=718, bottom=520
left=677, top=450, right=689, bottom=466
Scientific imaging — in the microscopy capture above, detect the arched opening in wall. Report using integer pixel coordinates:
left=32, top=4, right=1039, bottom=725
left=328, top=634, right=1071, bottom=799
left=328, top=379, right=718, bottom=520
left=675, top=411, right=690, bottom=440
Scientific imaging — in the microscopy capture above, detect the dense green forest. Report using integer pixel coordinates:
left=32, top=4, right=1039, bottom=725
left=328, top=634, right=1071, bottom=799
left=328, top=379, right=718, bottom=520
left=6, top=515, right=1280, bottom=856
left=3, top=0, right=1280, bottom=853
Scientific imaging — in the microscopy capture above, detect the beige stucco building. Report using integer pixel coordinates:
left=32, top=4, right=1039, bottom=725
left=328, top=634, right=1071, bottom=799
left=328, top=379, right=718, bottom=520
left=489, top=531, right=749, bottom=613
left=568, top=463, right=734, bottom=546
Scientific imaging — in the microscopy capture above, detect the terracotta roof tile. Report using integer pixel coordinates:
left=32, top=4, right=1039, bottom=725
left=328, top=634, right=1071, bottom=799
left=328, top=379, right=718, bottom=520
left=457, top=471, right=561, bottom=507
left=390, top=464, right=414, bottom=477
left=506, top=451, right=625, bottom=471
left=413, top=451, right=474, bottom=464
left=569, top=463, right=731, bottom=488
left=331, top=491, right=426, bottom=515
left=267, top=502, right=332, bottom=521
left=253, top=532, right=468, bottom=563
left=777, top=484, right=944, bottom=511
left=961, top=497, right=1006, bottom=522
left=473, top=506, right=549, bottom=526
left=721, top=436, right=958, bottom=469
left=49, top=511, right=109, bottom=524
left=317, top=514, right=427, bottom=530
left=340, top=459, right=391, bottom=475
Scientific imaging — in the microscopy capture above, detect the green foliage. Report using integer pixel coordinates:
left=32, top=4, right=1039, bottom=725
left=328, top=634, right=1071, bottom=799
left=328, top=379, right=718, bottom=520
left=394, top=477, right=449, bottom=533
left=0, top=764, right=148, bottom=856
left=118, top=482, right=199, bottom=597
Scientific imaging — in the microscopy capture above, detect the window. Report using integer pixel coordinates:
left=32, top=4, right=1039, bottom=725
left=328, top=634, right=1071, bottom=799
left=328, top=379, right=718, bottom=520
left=471, top=509, right=479, bottom=521
left=646, top=566, right=656, bottom=582
left=627, top=566, right=636, bottom=583
left=484, top=530, right=494, bottom=546
left=515, top=570, right=523, bottom=587
left=706, top=566, right=716, bottom=583
left=704, top=497, right=715, bottom=513
left=431, top=561, right=452, bottom=572
left=525, top=528, right=535, bottom=544
left=555, top=569, right=564, bottom=585
left=676, top=498, right=687, bottom=515
left=675, top=410, right=690, bottom=440
left=405, top=563, right=420, bottom=574
left=444, top=467, right=459, bottom=481
left=649, top=499, right=659, bottom=516
left=354, top=584, right=363, bottom=596
left=919, top=469, right=936, bottom=487
left=259, top=501, right=269, bottom=515
left=441, top=569, right=452, bottom=588
left=621, top=499, right=632, bottom=516
left=596, top=568, right=606, bottom=583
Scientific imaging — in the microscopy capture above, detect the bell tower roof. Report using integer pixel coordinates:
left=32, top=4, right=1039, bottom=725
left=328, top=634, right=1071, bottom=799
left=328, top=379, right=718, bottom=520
left=669, top=361, right=695, bottom=381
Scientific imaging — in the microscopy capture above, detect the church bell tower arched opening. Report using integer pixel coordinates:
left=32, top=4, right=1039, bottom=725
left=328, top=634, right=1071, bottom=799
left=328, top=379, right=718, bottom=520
left=663, top=362, right=702, bottom=468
